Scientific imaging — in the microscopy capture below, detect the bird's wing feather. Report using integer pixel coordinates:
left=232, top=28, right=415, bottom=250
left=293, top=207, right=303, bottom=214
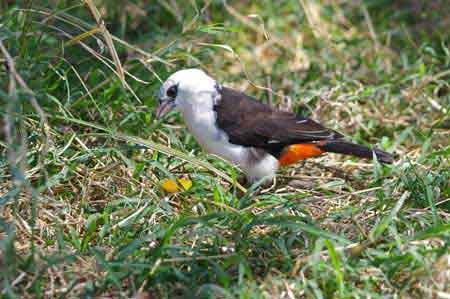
left=214, top=87, right=342, bottom=157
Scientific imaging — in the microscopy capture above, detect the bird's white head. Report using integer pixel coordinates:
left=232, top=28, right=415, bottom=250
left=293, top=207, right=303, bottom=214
left=156, top=68, right=219, bottom=119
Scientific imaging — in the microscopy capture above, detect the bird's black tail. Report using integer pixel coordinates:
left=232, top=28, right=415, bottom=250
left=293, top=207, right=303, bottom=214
left=318, top=140, right=393, bottom=164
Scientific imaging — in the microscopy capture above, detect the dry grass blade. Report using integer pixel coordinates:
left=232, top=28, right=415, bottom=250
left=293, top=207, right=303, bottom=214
left=84, top=0, right=126, bottom=87
left=298, top=0, right=330, bottom=40
left=64, top=26, right=101, bottom=47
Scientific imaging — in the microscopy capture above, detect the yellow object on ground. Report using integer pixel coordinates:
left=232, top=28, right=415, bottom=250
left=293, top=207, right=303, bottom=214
left=160, top=178, right=192, bottom=193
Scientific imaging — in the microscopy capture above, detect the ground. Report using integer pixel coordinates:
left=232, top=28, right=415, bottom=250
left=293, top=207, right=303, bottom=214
left=0, top=1, right=449, bottom=298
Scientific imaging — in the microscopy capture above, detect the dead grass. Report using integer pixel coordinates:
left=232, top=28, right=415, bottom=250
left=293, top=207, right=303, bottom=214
left=1, top=1, right=449, bottom=298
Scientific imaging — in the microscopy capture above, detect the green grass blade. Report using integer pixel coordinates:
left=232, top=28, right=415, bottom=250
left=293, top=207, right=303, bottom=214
left=369, top=191, right=410, bottom=241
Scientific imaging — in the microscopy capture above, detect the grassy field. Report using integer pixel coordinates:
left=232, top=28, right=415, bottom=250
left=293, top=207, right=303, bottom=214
left=1, top=1, right=449, bottom=298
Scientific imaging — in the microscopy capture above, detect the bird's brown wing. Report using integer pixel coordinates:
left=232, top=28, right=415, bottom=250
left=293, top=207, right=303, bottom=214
left=214, top=87, right=342, bottom=157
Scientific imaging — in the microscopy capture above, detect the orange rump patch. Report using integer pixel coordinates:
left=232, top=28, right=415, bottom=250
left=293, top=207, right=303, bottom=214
left=278, top=144, right=324, bottom=166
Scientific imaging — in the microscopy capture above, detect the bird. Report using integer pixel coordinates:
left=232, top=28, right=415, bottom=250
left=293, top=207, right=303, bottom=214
left=156, top=68, right=393, bottom=185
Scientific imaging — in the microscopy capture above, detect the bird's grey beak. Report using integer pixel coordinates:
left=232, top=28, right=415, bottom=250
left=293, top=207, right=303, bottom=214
left=156, top=99, right=175, bottom=120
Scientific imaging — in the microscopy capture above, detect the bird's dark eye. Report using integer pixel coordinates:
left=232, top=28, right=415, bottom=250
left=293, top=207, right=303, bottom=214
left=166, top=85, right=178, bottom=98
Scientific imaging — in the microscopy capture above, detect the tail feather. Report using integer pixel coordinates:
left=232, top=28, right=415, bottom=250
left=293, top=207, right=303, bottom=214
left=318, top=140, right=393, bottom=164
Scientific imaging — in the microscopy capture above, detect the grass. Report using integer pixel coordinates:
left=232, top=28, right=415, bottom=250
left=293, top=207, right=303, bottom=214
left=1, top=1, right=449, bottom=298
